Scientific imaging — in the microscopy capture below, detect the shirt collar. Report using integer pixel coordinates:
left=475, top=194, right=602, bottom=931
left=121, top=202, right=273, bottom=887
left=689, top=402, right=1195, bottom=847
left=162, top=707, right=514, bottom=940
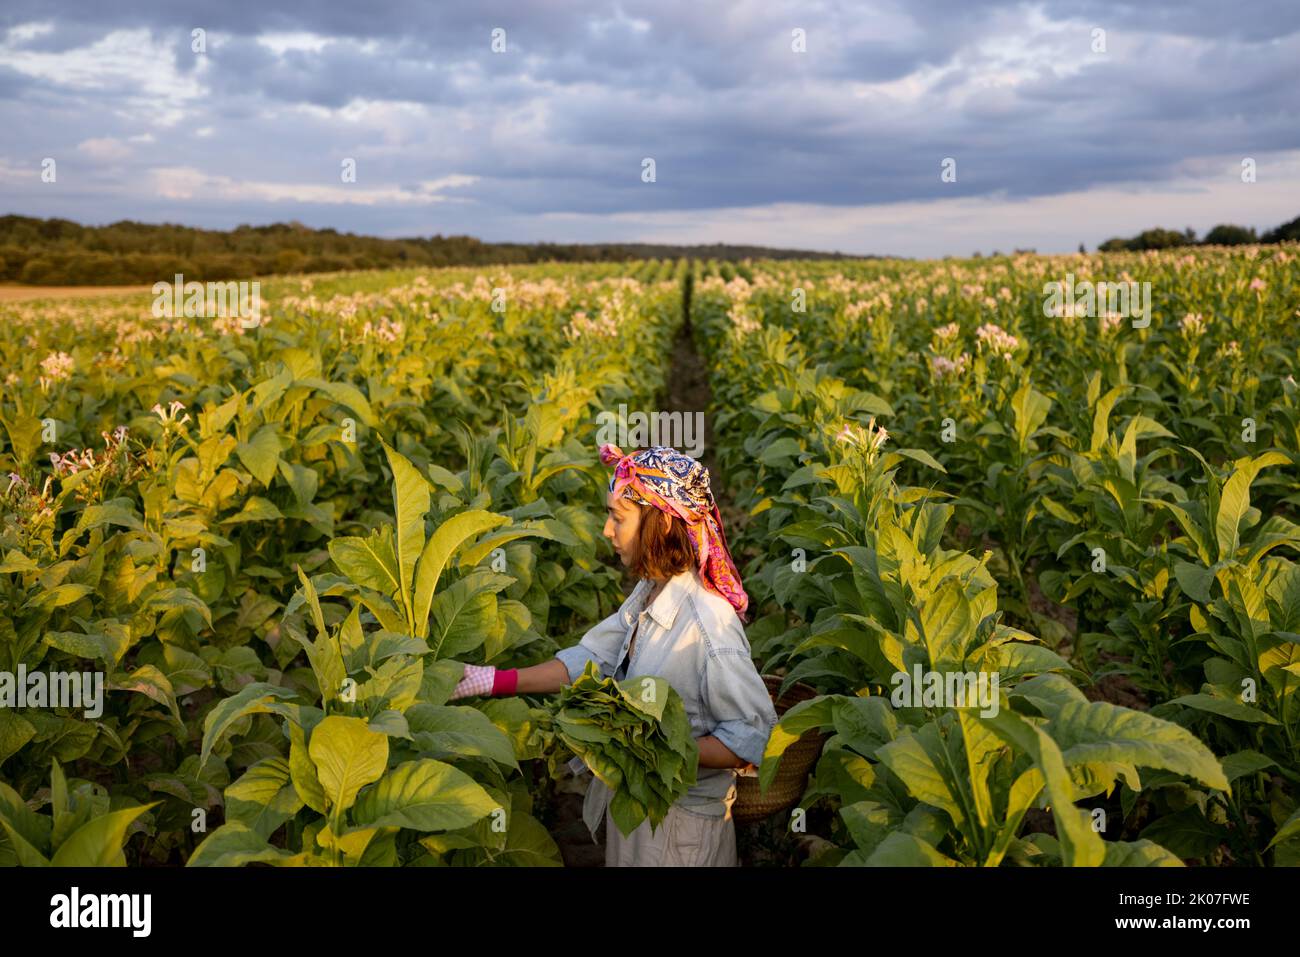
left=644, top=570, right=694, bottom=630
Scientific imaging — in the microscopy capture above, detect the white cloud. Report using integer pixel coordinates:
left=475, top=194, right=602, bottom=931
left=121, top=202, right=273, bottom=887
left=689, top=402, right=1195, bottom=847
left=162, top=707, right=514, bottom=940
left=0, top=27, right=207, bottom=126
left=77, top=137, right=132, bottom=161
left=256, top=32, right=334, bottom=56
left=150, top=166, right=477, bottom=206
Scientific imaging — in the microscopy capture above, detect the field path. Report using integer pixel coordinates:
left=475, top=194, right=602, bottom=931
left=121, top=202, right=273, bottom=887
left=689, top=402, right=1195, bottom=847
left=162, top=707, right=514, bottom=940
left=661, top=284, right=746, bottom=532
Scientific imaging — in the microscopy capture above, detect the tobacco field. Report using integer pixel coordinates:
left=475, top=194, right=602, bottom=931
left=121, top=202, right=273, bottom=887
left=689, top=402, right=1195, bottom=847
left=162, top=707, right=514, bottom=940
left=1, top=245, right=1298, bottom=867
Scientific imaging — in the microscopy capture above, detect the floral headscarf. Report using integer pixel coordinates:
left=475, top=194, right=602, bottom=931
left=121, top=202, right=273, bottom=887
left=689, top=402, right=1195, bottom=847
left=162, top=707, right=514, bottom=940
left=598, top=443, right=749, bottom=619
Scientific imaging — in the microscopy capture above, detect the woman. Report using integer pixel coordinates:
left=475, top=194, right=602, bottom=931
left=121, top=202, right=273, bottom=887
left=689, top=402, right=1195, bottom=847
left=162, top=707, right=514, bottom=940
left=449, top=443, right=778, bottom=866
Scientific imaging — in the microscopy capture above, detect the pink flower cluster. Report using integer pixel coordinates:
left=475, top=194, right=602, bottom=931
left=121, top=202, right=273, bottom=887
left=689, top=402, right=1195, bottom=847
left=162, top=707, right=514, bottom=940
left=931, top=354, right=971, bottom=379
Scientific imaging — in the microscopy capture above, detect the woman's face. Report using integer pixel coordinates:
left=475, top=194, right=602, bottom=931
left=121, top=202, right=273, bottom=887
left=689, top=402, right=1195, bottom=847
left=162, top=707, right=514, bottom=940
left=603, top=491, right=643, bottom=566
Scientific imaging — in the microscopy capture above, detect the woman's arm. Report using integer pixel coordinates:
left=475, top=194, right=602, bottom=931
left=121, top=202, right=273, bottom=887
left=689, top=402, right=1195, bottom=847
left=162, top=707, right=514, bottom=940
left=696, top=734, right=752, bottom=770
left=515, top=658, right=572, bottom=695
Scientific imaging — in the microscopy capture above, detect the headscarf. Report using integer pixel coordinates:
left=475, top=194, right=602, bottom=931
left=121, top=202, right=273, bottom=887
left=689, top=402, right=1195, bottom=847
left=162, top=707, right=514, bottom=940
left=598, top=443, right=749, bottom=619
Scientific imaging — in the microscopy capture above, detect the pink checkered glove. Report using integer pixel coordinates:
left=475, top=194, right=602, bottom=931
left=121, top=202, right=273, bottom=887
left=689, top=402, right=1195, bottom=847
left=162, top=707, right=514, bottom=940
left=448, top=663, right=517, bottom=700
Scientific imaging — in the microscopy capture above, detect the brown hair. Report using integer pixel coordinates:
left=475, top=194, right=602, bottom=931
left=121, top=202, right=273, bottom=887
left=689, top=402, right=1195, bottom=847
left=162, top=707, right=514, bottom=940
left=629, top=502, right=694, bottom=581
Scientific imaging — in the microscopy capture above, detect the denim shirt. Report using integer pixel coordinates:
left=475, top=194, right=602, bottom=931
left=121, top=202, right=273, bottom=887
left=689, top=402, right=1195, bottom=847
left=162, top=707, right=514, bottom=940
left=554, top=570, right=779, bottom=838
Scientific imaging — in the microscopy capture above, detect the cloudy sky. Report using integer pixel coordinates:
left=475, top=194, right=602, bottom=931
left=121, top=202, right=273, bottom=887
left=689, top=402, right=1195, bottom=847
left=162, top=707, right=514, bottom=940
left=1, top=0, right=1298, bottom=257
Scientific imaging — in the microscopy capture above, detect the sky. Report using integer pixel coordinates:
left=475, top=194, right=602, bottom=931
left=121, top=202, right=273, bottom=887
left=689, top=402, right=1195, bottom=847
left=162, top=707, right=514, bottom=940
left=1, top=0, right=1298, bottom=258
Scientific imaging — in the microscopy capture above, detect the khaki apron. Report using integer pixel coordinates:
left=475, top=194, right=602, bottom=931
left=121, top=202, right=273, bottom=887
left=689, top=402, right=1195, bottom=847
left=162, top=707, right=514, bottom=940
left=573, top=762, right=739, bottom=867
left=604, top=801, right=738, bottom=867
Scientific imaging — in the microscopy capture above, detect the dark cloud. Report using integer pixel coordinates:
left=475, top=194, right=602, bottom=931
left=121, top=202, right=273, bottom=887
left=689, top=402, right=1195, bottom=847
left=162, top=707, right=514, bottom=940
left=0, top=0, right=1298, bottom=255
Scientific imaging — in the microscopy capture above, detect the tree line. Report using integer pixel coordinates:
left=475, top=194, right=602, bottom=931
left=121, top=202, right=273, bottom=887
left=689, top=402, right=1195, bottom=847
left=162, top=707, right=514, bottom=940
left=1097, top=214, right=1300, bottom=252
left=0, top=215, right=865, bottom=285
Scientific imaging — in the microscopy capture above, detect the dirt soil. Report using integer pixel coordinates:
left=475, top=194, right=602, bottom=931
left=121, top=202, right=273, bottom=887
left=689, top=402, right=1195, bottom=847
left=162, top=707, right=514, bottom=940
left=0, top=284, right=153, bottom=302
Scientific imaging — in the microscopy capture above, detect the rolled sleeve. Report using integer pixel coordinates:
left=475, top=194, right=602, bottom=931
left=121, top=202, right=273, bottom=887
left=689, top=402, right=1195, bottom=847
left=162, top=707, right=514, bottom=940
left=554, top=594, right=640, bottom=683
left=702, top=649, right=778, bottom=767
left=555, top=643, right=601, bottom=683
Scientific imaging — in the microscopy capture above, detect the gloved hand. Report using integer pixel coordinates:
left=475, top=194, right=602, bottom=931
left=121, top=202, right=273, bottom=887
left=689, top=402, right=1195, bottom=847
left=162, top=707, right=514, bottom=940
left=448, top=663, right=518, bottom=701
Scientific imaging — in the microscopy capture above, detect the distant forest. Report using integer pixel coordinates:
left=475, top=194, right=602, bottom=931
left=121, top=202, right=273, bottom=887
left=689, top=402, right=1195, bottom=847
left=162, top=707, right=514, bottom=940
left=0, top=215, right=867, bottom=285
left=1097, top=214, right=1300, bottom=252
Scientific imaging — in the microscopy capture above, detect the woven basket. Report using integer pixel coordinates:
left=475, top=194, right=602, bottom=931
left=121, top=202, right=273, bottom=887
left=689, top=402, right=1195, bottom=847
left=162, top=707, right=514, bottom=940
left=731, top=675, right=828, bottom=825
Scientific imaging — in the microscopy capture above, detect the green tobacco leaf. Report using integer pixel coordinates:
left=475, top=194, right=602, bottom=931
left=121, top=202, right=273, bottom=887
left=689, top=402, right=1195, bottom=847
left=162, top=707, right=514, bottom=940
left=223, top=496, right=284, bottom=524
left=200, top=682, right=300, bottom=769
left=382, top=442, right=430, bottom=628
left=188, top=822, right=295, bottom=867
left=406, top=704, right=518, bottom=769
left=1049, top=700, right=1232, bottom=790
left=0, top=711, right=37, bottom=766
left=290, top=568, right=347, bottom=708
left=839, top=801, right=897, bottom=856
left=494, top=810, right=563, bottom=866
left=226, top=757, right=304, bottom=840
left=893, top=447, right=947, bottom=473
left=1102, top=840, right=1185, bottom=867
left=328, top=529, right=400, bottom=597
left=76, top=501, right=144, bottom=533
left=759, top=695, right=837, bottom=794
left=1164, top=693, right=1280, bottom=726
left=50, top=803, right=158, bottom=867
left=309, top=715, right=389, bottom=814
left=302, top=378, right=376, bottom=427
left=412, top=510, right=509, bottom=640
left=110, top=664, right=183, bottom=726
left=919, top=577, right=972, bottom=671
left=289, top=722, right=326, bottom=814
left=876, top=723, right=967, bottom=828
left=0, top=818, right=51, bottom=866
left=22, top=583, right=93, bottom=613
left=352, top=759, right=497, bottom=832
left=984, top=709, right=1104, bottom=867
left=852, top=831, right=957, bottom=866
left=1219, top=750, right=1276, bottom=785
left=615, top=674, right=671, bottom=722
left=427, top=569, right=512, bottom=660
left=1011, top=381, right=1052, bottom=452
left=1008, top=673, right=1089, bottom=717
left=1139, top=806, right=1224, bottom=860
left=236, top=426, right=282, bottom=487
left=457, top=525, right=552, bottom=570
left=44, top=629, right=129, bottom=666
left=1215, top=451, right=1290, bottom=561
left=1267, top=805, right=1300, bottom=851
left=1089, top=386, right=1128, bottom=454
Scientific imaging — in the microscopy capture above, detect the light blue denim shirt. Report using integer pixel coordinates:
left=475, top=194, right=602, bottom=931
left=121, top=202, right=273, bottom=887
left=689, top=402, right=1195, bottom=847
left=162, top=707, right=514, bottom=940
left=554, top=569, right=778, bottom=838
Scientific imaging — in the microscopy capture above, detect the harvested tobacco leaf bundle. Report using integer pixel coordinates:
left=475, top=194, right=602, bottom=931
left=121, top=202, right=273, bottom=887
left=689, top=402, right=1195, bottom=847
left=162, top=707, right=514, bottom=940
left=554, top=661, right=698, bottom=837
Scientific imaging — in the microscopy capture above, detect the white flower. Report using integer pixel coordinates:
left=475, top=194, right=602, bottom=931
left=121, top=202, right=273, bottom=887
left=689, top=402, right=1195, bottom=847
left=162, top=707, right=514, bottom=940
left=152, top=401, right=192, bottom=427
left=835, top=416, right=889, bottom=454
left=975, top=323, right=1019, bottom=359
left=1179, top=313, right=1206, bottom=337
left=40, top=351, right=74, bottom=381
left=933, top=322, right=961, bottom=343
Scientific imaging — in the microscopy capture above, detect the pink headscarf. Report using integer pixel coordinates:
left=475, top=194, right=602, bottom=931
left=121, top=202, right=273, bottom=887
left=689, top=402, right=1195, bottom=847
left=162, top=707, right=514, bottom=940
left=599, top=443, right=749, bottom=620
